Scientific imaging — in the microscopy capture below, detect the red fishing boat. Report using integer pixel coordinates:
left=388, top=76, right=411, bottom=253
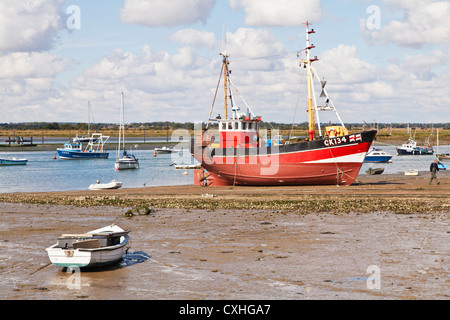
left=192, top=22, right=377, bottom=186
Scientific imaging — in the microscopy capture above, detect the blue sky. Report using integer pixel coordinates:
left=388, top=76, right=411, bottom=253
left=0, top=0, right=449, bottom=125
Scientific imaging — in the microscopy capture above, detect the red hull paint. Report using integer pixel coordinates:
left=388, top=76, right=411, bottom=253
left=201, top=161, right=360, bottom=186
left=193, top=130, right=377, bottom=186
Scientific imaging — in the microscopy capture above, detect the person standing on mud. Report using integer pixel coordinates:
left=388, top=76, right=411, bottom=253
left=429, top=159, right=440, bottom=185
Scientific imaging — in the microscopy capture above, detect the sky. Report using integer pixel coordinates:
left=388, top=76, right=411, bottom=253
left=0, top=0, right=449, bottom=125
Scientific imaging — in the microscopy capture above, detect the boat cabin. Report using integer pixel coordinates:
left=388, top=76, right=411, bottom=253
left=63, top=142, right=82, bottom=150
left=218, top=115, right=261, bottom=149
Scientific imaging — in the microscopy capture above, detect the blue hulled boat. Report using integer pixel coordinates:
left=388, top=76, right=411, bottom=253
left=438, top=161, right=447, bottom=170
left=396, top=137, right=433, bottom=155
left=364, top=148, right=393, bottom=163
left=57, top=133, right=109, bottom=159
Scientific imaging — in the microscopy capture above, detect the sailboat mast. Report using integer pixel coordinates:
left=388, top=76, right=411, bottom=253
left=88, top=101, right=91, bottom=136
left=121, top=91, right=125, bottom=150
left=117, top=91, right=125, bottom=159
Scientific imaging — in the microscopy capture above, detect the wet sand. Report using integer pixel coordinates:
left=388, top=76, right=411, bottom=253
left=0, top=172, right=449, bottom=300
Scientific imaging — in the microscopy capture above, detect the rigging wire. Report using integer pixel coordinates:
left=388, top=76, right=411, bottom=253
left=206, top=63, right=224, bottom=129
left=228, top=76, right=257, bottom=118
left=206, top=48, right=311, bottom=134
left=290, top=70, right=305, bottom=137
left=230, top=50, right=298, bottom=64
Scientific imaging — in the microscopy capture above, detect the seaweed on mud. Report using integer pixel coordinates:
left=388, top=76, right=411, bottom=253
left=0, top=193, right=447, bottom=215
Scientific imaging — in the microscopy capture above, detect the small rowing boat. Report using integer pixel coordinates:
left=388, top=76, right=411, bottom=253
left=46, top=224, right=130, bottom=268
left=365, top=167, right=384, bottom=175
left=0, top=158, right=28, bottom=165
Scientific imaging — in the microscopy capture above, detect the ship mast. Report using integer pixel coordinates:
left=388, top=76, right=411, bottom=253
left=221, top=51, right=230, bottom=120
left=303, top=21, right=318, bottom=141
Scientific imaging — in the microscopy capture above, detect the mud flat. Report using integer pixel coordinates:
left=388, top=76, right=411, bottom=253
left=0, top=172, right=449, bottom=300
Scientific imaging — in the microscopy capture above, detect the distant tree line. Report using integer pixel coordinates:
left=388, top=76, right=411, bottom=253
left=0, top=122, right=197, bottom=131
left=1, top=121, right=449, bottom=131
left=0, top=122, right=90, bottom=131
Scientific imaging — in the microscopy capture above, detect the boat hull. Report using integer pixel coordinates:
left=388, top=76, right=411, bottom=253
left=437, top=154, right=450, bottom=161
left=396, top=148, right=433, bottom=156
left=115, top=156, right=139, bottom=170
left=364, top=154, right=392, bottom=162
left=89, top=181, right=122, bottom=190
left=0, top=158, right=28, bottom=165
left=366, top=167, right=384, bottom=175
left=115, top=161, right=139, bottom=170
left=193, top=130, right=377, bottom=186
left=46, top=236, right=128, bottom=268
left=154, top=147, right=180, bottom=154
left=46, top=224, right=129, bottom=268
left=57, top=149, right=109, bottom=159
left=404, top=169, right=419, bottom=176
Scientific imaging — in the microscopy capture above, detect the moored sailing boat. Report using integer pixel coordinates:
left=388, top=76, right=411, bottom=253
left=115, top=92, right=139, bottom=170
left=192, top=22, right=377, bottom=186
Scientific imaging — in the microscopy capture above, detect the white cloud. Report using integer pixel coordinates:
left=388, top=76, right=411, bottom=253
left=221, top=27, right=287, bottom=73
left=64, top=45, right=218, bottom=123
left=62, top=28, right=295, bottom=123
left=0, top=0, right=65, bottom=53
left=229, top=0, right=321, bottom=26
left=0, top=52, right=68, bottom=79
left=121, top=0, right=216, bottom=27
left=226, top=28, right=286, bottom=59
left=0, top=8, right=448, bottom=125
left=309, top=43, right=449, bottom=123
left=316, top=45, right=378, bottom=84
left=361, top=0, right=450, bottom=48
left=0, top=51, right=69, bottom=121
left=62, top=28, right=447, bottom=124
left=401, top=50, right=447, bottom=80
left=170, top=29, right=216, bottom=48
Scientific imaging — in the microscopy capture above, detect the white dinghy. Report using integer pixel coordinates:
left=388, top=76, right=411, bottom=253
left=46, top=224, right=130, bottom=268
left=89, top=179, right=122, bottom=190
left=404, top=169, right=419, bottom=176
